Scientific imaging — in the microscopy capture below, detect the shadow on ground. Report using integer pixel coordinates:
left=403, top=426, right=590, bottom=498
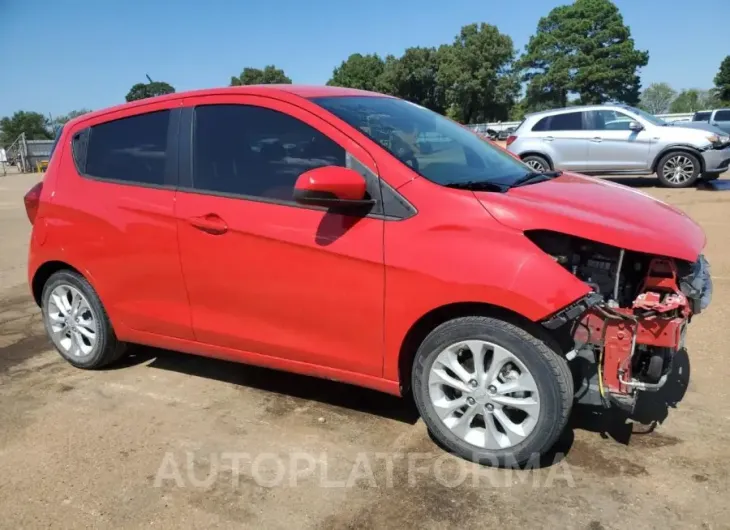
left=602, top=175, right=730, bottom=191
left=603, top=176, right=659, bottom=188
left=118, top=346, right=420, bottom=425
left=117, top=343, right=690, bottom=469
left=569, top=348, right=691, bottom=445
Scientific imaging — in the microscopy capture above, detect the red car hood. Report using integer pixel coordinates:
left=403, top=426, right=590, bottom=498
left=475, top=173, right=705, bottom=262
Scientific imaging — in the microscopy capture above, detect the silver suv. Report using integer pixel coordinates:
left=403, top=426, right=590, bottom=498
left=507, top=105, right=730, bottom=187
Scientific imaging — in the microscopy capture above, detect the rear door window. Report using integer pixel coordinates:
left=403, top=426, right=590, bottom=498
left=714, top=110, right=730, bottom=121
left=85, top=110, right=171, bottom=186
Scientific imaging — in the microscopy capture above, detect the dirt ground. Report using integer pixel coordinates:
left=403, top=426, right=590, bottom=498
left=1, top=168, right=729, bottom=529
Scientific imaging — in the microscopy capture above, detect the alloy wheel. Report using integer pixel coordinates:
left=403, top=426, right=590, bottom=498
left=46, top=284, right=98, bottom=358
left=526, top=159, right=546, bottom=172
left=428, top=340, right=540, bottom=450
left=662, top=155, right=695, bottom=185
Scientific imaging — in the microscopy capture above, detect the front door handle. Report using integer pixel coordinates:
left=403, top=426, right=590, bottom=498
left=591, top=137, right=603, bottom=143
left=188, top=214, right=228, bottom=235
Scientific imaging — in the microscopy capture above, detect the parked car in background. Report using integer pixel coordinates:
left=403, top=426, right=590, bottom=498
left=689, top=109, right=730, bottom=134
left=497, top=127, right=515, bottom=141
left=472, top=124, right=498, bottom=140
left=507, top=104, right=730, bottom=187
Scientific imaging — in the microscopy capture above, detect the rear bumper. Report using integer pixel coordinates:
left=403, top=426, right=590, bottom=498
left=701, top=146, right=730, bottom=173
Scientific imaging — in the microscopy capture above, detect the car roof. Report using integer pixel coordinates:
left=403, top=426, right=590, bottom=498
left=66, top=85, right=389, bottom=127
left=524, top=103, right=633, bottom=120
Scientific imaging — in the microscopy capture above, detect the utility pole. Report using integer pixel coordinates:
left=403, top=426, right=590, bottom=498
left=145, top=74, right=154, bottom=83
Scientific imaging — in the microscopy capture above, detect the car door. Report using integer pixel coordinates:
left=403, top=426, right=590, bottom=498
left=61, top=104, right=195, bottom=340
left=584, top=109, right=653, bottom=171
left=531, top=111, right=589, bottom=171
left=710, top=110, right=730, bottom=134
left=174, top=95, right=385, bottom=376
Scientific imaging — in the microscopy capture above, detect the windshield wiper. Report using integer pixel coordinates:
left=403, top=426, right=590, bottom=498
left=444, top=181, right=507, bottom=192
left=510, top=170, right=563, bottom=188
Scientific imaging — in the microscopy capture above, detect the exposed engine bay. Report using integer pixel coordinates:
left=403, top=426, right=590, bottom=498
left=528, top=230, right=713, bottom=411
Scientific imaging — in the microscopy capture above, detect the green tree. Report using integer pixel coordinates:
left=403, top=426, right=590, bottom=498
left=125, top=81, right=175, bottom=102
left=230, top=65, right=292, bottom=86
left=51, top=109, right=92, bottom=132
left=713, top=55, right=730, bottom=102
left=669, top=89, right=716, bottom=113
left=436, top=23, right=519, bottom=123
left=380, top=47, right=445, bottom=112
left=639, top=83, right=677, bottom=115
left=327, top=53, right=387, bottom=92
left=509, top=98, right=529, bottom=121
left=519, top=0, right=649, bottom=109
left=0, top=111, right=52, bottom=147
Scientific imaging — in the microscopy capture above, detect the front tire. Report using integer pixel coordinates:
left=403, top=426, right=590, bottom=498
left=412, top=317, right=573, bottom=467
left=657, top=152, right=701, bottom=188
left=41, top=270, right=126, bottom=369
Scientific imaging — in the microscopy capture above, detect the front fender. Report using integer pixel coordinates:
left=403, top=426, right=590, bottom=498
left=381, top=179, right=589, bottom=381
left=651, top=144, right=707, bottom=172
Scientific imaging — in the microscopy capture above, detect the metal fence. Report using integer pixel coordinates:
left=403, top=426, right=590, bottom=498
left=468, top=112, right=695, bottom=133
left=5, top=133, right=54, bottom=172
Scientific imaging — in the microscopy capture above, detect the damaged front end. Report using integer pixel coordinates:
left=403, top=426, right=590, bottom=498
left=531, top=230, right=712, bottom=412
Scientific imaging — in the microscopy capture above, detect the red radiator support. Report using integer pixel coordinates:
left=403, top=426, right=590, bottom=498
left=574, top=258, right=689, bottom=395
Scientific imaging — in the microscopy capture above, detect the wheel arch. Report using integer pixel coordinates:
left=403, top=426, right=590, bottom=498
left=396, top=301, right=562, bottom=396
left=32, top=260, right=85, bottom=306
left=519, top=152, right=554, bottom=170
left=651, top=145, right=706, bottom=173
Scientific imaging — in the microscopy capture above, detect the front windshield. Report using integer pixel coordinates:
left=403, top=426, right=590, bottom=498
left=627, top=106, right=666, bottom=126
left=313, top=96, right=531, bottom=187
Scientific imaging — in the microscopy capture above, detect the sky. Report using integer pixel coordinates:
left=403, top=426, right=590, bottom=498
left=1, top=0, right=728, bottom=117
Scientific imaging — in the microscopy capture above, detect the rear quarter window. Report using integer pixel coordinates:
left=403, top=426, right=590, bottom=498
left=532, top=112, right=583, bottom=132
left=693, top=112, right=711, bottom=122
left=48, top=126, right=64, bottom=160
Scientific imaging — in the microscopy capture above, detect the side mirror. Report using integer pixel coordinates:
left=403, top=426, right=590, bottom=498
left=293, top=166, right=374, bottom=209
left=628, top=121, right=643, bottom=131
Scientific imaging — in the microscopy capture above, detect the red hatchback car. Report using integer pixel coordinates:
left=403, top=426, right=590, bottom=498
left=26, top=86, right=712, bottom=465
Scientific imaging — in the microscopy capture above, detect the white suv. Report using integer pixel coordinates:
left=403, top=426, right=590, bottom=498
left=506, top=105, right=730, bottom=187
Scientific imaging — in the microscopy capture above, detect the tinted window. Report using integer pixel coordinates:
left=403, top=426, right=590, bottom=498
left=85, top=110, right=170, bottom=185
left=693, top=112, right=711, bottom=122
left=549, top=112, right=583, bottom=131
left=714, top=110, right=730, bottom=121
left=531, top=117, right=549, bottom=131
left=193, top=105, right=346, bottom=200
left=586, top=110, right=634, bottom=130
left=532, top=112, right=584, bottom=131
left=314, top=96, right=529, bottom=187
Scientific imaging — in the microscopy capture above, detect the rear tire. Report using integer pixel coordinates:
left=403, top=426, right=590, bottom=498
left=522, top=155, right=551, bottom=172
left=41, top=270, right=126, bottom=369
left=656, top=151, right=701, bottom=188
left=412, top=316, right=573, bottom=467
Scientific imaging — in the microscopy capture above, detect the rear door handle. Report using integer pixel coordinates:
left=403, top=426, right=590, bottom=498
left=188, top=214, right=228, bottom=235
left=591, top=137, right=603, bottom=143
left=544, top=136, right=554, bottom=142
